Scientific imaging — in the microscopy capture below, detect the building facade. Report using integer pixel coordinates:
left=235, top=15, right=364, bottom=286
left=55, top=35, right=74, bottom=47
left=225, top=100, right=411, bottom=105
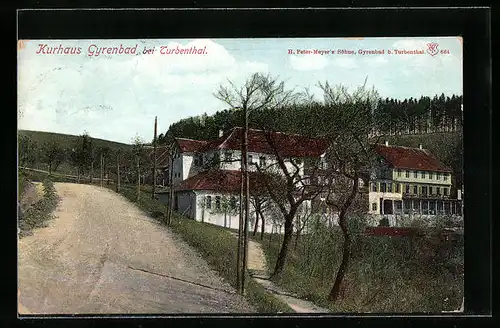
left=368, top=142, right=462, bottom=226
left=164, top=127, right=329, bottom=233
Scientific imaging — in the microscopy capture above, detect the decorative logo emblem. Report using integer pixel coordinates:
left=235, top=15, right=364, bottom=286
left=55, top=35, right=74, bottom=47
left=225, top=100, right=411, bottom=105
left=426, top=42, right=439, bottom=56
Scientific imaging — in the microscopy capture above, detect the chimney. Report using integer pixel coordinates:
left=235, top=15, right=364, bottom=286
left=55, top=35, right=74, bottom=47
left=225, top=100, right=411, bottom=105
left=419, top=144, right=423, bottom=149
left=384, top=140, right=389, bottom=146
left=218, top=129, right=224, bottom=137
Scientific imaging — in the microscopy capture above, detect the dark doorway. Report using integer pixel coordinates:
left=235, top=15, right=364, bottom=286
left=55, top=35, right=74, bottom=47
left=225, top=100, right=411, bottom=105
left=383, top=199, right=393, bottom=214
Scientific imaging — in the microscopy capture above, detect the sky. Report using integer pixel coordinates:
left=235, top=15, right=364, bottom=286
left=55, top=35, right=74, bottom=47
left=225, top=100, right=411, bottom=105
left=17, top=37, right=462, bottom=144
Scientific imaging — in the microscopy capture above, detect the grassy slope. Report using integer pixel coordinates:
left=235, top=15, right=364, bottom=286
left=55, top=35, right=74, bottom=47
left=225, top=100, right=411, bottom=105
left=18, top=130, right=132, bottom=151
left=254, top=227, right=464, bottom=313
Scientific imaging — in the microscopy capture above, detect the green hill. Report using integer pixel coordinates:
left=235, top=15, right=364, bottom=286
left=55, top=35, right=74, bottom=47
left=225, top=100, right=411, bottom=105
left=18, top=130, right=132, bottom=151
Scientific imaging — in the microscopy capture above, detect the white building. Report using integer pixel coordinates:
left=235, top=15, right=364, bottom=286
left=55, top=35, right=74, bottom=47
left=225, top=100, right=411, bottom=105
left=164, top=127, right=329, bottom=233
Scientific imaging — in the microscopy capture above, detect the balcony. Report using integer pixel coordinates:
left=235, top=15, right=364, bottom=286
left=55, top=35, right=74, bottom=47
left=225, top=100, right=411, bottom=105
left=402, top=193, right=449, bottom=200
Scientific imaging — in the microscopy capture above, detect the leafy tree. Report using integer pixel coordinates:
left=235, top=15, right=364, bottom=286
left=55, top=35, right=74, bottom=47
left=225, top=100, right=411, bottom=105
left=18, top=135, right=39, bottom=167
left=41, top=139, right=66, bottom=175
left=70, top=132, right=93, bottom=183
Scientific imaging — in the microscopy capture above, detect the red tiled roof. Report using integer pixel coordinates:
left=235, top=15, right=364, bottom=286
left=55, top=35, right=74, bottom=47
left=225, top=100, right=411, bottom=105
left=374, top=144, right=453, bottom=173
left=175, top=170, right=267, bottom=193
left=175, top=127, right=329, bottom=158
left=175, top=138, right=209, bottom=153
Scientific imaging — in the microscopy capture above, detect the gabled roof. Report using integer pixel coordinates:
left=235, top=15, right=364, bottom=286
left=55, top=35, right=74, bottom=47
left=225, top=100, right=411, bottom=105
left=175, top=138, right=209, bottom=153
left=374, top=144, right=453, bottom=173
left=174, top=127, right=329, bottom=158
left=175, top=170, right=266, bottom=193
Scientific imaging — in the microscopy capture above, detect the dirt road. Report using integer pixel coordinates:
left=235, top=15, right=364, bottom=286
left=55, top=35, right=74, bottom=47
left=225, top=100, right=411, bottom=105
left=18, top=183, right=253, bottom=314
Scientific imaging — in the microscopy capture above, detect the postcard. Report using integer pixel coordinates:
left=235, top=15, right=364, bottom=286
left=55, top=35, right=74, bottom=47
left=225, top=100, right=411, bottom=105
left=18, top=37, right=464, bottom=315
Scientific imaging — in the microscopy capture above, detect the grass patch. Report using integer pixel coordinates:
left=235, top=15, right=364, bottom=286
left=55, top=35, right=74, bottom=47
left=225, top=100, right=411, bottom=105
left=108, top=184, right=293, bottom=313
left=18, top=178, right=60, bottom=238
left=254, top=221, right=464, bottom=313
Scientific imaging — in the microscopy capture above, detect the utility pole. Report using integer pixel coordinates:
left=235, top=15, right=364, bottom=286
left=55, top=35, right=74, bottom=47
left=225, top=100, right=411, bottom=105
left=236, top=105, right=250, bottom=295
left=242, top=105, right=250, bottom=294
left=236, top=151, right=244, bottom=293
left=152, top=116, right=158, bottom=199
left=167, top=145, right=175, bottom=226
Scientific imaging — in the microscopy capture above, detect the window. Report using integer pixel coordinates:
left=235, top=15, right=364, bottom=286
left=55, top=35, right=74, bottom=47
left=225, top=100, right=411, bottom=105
left=429, top=172, right=433, bottom=179
left=413, top=185, right=418, bottom=194
left=388, top=182, right=393, bottom=193
left=206, top=196, right=212, bottom=209
left=396, top=183, right=401, bottom=193
left=372, top=183, right=377, bottom=192
left=215, top=196, right=221, bottom=210
left=429, top=186, right=434, bottom=195
left=405, top=184, right=410, bottom=194
left=248, top=155, right=253, bottom=164
left=405, top=170, right=410, bottom=178
left=259, top=156, right=266, bottom=167
left=437, top=172, right=441, bottom=180
left=437, top=187, right=441, bottom=195
left=422, top=171, right=426, bottom=179
left=444, top=188, right=449, bottom=196
left=224, top=150, right=232, bottom=162
left=397, top=169, right=402, bottom=177
left=381, top=182, right=387, bottom=192
left=372, top=203, right=377, bottom=211
left=444, top=174, right=448, bottom=181
left=421, top=186, right=428, bottom=195
left=414, top=171, right=418, bottom=178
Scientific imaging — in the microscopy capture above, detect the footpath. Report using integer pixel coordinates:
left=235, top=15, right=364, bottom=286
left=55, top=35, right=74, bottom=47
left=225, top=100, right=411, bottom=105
left=235, top=233, right=330, bottom=313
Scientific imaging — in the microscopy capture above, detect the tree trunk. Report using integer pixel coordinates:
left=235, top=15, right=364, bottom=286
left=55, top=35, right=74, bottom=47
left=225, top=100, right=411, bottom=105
left=77, top=167, right=80, bottom=184
left=328, top=174, right=359, bottom=302
left=260, top=213, right=265, bottom=240
left=253, top=213, right=259, bottom=236
left=271, top=216, right=294, bottom=277
left=294, top=227, right=302, bottom=250
left=91, top=161, right=94, bottom=184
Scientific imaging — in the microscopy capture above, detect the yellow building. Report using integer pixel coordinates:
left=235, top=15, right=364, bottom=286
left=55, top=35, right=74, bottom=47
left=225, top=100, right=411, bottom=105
left=368, top=141, right=462, bottom=225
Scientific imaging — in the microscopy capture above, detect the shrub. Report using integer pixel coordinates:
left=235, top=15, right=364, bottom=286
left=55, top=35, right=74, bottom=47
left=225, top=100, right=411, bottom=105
left=18, top=179, right=60, bottom=237
left=258, top=215, right=464, bottom=312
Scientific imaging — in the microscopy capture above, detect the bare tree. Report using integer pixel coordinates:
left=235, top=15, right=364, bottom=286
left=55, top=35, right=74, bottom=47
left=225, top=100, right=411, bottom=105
left=252, top=136, right=326, bottom=277
left=317, top=79, right=386, bottom=302
left=214, top=72, right=301, bottom=293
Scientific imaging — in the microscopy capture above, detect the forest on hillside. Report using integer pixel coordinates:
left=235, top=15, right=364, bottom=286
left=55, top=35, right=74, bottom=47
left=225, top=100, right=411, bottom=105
left=158, top=93, right=462, bottom=144
left=158, top=93, right=463, bottom=188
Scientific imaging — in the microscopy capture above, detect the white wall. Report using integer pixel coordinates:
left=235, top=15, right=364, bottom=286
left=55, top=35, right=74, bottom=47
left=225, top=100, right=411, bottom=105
left=368, top=191, right=402, bottom=215
left=192, top=190, right=303, bottom=234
